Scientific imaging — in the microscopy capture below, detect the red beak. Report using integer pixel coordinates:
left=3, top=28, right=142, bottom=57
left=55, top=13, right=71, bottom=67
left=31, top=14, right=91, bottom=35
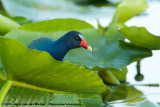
left=80, top=38, right=92, bottom=52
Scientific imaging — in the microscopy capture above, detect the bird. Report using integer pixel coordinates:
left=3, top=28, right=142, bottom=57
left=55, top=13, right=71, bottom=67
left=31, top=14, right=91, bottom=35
left=27, top=31, right=92, bottom=61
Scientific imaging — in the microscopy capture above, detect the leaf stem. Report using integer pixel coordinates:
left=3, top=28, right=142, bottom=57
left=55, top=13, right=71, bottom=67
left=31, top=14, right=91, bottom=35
left=0, top=81, right=12, bottom=107
left=127, top=83, right=159, bottom=87
left=99, top=71, right=120, bottom=85
left=136, top=60, right=141, bottom=74
left=0, top=67, right=7, bottom=81
left=135, top=60, right=144, bottom=81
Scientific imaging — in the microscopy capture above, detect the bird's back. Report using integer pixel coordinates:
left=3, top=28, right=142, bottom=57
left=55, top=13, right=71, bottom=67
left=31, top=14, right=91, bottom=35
left=27, top=37, right=55, bottom=51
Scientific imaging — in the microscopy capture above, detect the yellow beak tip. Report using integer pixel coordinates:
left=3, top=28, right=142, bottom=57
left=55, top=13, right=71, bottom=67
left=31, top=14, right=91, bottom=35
left=87, top=46, right=92, bottom=52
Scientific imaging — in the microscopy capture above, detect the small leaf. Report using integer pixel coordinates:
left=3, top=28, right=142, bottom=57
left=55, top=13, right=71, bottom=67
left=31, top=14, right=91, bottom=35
left=0, top=14, right=20, bottom=35
left=97, top=19, right=105, bottom=30
left=112, top=0, right=148, bottom=23
left=120, top=26, right=160, bottom=50
left=11, top=16, right=32, bottom=25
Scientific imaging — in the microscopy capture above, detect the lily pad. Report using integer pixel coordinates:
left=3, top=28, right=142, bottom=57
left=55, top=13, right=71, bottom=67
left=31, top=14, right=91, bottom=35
left=120, top=26, right=160, bottom=50
left=5, top=19, right=152, bottom=70
left=112, top=0, right=148, bottom=23
left=0, top=37, right=105, bottom=94
left=65, top=23, right=152, bottom=69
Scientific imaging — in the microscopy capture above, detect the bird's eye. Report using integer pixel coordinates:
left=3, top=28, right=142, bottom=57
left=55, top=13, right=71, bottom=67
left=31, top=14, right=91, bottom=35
left=75, top=37, right=80, bottom=41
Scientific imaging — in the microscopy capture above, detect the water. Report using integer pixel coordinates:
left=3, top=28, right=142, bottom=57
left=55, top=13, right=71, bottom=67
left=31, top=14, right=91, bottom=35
left=126, top=1, right=160, bottom=105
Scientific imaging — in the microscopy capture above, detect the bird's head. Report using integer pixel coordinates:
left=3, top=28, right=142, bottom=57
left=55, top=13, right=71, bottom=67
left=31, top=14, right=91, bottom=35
left=64, top=31, right=92, bottom=52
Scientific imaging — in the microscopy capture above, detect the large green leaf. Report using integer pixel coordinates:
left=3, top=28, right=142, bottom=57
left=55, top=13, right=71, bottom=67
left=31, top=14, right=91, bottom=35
left=120, top=26, right=160, bottom=50
left=5, top=18, right=94, bottom=45
left=5, top=19, right=152, bottom=70
left=3, top=85, right=103, bottom=107
left=0, top=37, right=105, bottom=94
left=112, top=0, right=148, bottom=23
left=0, top=14, right=20, bottom=35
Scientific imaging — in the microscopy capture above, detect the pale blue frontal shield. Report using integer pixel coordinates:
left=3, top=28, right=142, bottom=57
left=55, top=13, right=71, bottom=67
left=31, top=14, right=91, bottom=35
left=78, top=34, right=84, bottom=38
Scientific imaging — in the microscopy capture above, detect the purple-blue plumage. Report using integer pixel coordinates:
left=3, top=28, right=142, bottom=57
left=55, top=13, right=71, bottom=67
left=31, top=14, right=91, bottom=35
left=27, top=31, right=92, bottom=61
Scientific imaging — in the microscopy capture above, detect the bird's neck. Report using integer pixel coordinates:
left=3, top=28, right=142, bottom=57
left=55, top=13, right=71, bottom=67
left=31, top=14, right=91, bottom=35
left=49, top=37, right=71, bottom=61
